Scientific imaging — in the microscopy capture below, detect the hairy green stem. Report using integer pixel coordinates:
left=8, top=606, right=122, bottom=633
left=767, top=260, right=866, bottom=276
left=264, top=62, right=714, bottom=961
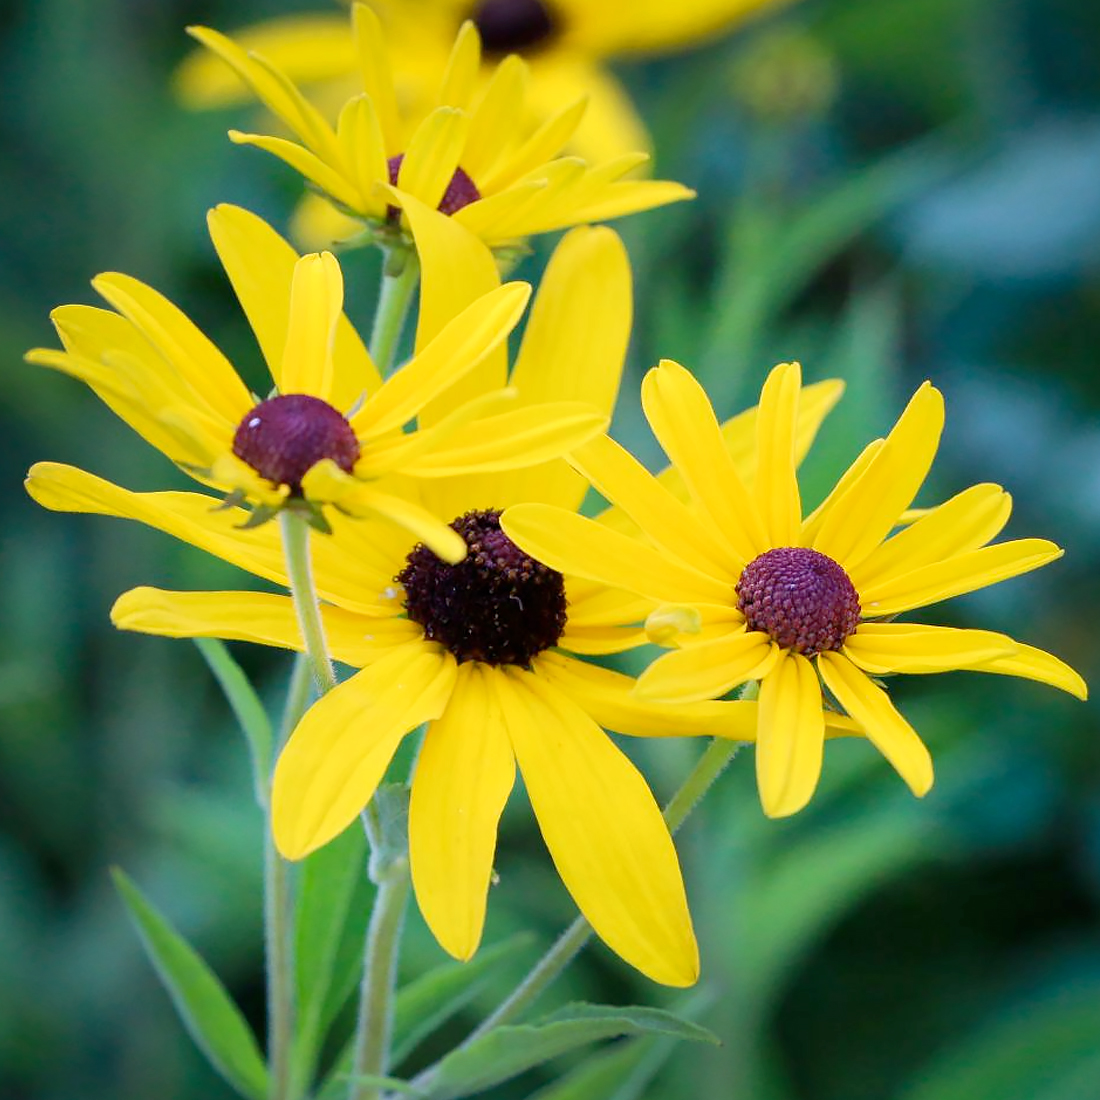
left=279, top=510, right=337, bottom=694
left=369, top=249, right=419, bottom=375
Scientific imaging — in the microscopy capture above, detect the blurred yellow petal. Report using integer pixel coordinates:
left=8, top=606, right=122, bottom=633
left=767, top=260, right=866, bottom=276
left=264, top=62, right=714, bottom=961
left=273, top=642, right=457, bottom=859
left=437, top=20, right=482, bottom=109
left=351, top=3, right=401, bottom=150
left=497, top=667, right=698, bottom=987
left=463, top=54, right=527, bottom=179
left=410, top=663, right=515, bottom=960
left=755, top=652, right=825, bottom=817
left=635, top=629, right=778, bottom=704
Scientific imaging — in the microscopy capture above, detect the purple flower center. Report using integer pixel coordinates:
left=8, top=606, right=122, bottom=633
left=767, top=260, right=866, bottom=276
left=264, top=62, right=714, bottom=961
left=398, top=509, right=567, bottom=666
left=470, top=0, right=557, bottom=55
left=232, top=394, right=359, bottom=494
left=386, top=155, right=481, bottom=217
left=736, top=547, right=861, bottom=657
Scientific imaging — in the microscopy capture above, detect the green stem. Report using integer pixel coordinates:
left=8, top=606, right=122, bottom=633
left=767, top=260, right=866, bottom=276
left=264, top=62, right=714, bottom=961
left=266, top=654, right=314, bottom=1100
left=279, top=510, right=337, bottom=695
left=349, top=857, right=411, bottom=1100
left=369, top=248, right=419, bottom=375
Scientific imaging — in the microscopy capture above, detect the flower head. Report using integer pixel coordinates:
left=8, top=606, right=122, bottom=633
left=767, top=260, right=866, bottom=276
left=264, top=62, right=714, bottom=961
left=186, top=5, right=694, bottom=251
left=26, top=204, right=606, bottom=559
left=502, top=360, right=1088, bottom=817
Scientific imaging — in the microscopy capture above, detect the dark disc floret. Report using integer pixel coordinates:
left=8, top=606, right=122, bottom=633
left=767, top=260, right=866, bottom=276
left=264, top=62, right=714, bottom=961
left=386, top=155, right=481, bottom=218
left=736, top=547, right=861, bottom=657
left=398, top=509, right=567, bottom=666
left=231, top=393, right=360, bottom=494
left=470, top=0, right=557, bottom=55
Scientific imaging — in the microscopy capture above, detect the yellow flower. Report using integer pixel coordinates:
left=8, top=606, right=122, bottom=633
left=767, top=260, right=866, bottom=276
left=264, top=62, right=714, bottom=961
left=185, top=5, right=695, bottom=251
left=26, top=203, right=607, bottom=560
left=177, top=0, right=789, bottom=165
left=32, top=229, right=848, bottom=985
left=502, top=360, right=1088, bottom=818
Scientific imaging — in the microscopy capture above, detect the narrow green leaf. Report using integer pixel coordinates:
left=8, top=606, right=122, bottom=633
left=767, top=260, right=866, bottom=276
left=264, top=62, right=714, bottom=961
left=112, top=868, right=268, bottom=1100
left=424, top=1003, right=716, bottom=1099
left=194, top=637, right=273, bottom=807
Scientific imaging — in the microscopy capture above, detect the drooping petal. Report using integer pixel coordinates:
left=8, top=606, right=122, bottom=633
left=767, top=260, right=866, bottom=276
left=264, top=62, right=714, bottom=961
left=752, top=362, right=803, bottom=546
left=818, top=652, right=934, bottom=797
left=535, top=651, right=760, bottom=740
left=755, top=652, right=826, bottom=817
left=501, top=504, right=733, bottom=605
left=975, top=642, right=1088, bottom=700
left=640, top=360, right=768, bottom=565
left=635, top=629, right=778, bottom=704
left=860, top=539, right=1064, bottom=617
left=273, top=641, right=457, bottom=859
left=496, top=667, right=698, bottom=987
left=812, top=383, right=945, bottom=571
left=409, top=663, right=516, bottom=961
left=277, top=252, right=343, bottom=400
left=844, top=622, right=1017, bottom=675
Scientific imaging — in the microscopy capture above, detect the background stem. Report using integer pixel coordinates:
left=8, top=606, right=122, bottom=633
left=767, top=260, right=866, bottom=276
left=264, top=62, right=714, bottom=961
left=368, top=249, right=419, bottom=375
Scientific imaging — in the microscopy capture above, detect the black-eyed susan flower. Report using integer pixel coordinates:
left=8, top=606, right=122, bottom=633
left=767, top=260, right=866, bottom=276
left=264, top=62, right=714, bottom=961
left=502, top=360, right=1088, bottom=819
left=177, top=0, right=789, bottom=165
left=33, top=229, right=852, bottom=984
left=186, top=5, right=694, bottom=252
left=26, top=203, right=607, bottom=561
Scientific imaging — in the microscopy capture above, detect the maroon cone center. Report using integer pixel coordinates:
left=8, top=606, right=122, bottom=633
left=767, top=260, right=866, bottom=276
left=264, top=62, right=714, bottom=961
left=736, top=547, right=861, bottom=657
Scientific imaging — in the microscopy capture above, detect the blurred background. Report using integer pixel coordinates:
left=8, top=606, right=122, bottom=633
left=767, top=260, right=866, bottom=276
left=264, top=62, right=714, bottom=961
left=1, top=0, right=1099, bottom=1097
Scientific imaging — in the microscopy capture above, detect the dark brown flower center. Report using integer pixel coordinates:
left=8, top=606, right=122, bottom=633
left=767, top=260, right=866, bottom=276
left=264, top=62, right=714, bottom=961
left=386, top=155, right=481, bottom=217
left=398, top=509, right=567, bottom=666
left=735, top=547, right=861, bottom=657
left=231, top=394, right=359, bottom=494
left=470, top=0, right=557, bottom=55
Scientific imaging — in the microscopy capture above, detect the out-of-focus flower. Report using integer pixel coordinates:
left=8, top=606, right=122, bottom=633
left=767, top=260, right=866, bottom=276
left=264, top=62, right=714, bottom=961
left=503, top=360, right=1088, bottom=818
left=176, top=0, right=791, bottom=165
left=187, top=7, right=694, bottom=252
left=25, top=205, right=607, bottom=559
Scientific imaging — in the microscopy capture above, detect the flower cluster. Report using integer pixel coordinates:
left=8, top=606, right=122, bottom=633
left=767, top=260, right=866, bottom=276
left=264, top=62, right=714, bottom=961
left=28, top=0, right=1085, bottom=999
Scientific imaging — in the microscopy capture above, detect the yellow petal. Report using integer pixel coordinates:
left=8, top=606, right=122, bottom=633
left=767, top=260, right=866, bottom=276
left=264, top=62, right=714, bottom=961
left=844, top=623, right=1018, bottom=674
left=501, top=504, right=732, bottom=606
left=350, top=3, right=400, bottom=151
left=409, top=663, right=516, bottom=961
left=273, top=642, right=457, bottom=859
left=976, top=642, right=1088, bottom=700
left=799, top=439, right=883, bottom=545
left=397, top=107, right=470, bottom=211
left=818, top=652, right=934, bottom=797
left=478, top=98, right=587, bottom=193
left=207, top=204, right=379, bottom=412
left=277, top=252, right=343, bottom=399
left=496, top=666, right=698, bottom=986
left=753, top=362, right=803, bottom=546
left=335, top=94, right=389, bottom=205
left=755, top=652, right=825, bottom=817
left=462, top=54, right=528, bottom=180
left=860, top=539, right=1064, bottom=617
left=812, top=383, right=945, bottom=571
left=535, top=651, right=760, bottom=740
left=437, top=20, right=481, bottom=110
left=851, top=483, right=1013, bottom=591
left=565, top=179, right=696, bottom=225
left=636, top=628, right=778, bottom=704
left=641, top=360, right=768, bottom=564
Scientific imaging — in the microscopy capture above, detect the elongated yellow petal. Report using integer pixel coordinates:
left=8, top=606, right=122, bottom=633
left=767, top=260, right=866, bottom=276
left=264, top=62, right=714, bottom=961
left=813, top=384, right=945, bottom=570
left=397, top=107, right=469, bottom=211
left=336, top=94, right=389, bottom=205
left=497, top=666, right=698, bottom=986
left=229, top=130, right=363, bottom=212
left=861, top=539, right=1063, bottom=617
left=277, top=252, right=343, bottom=399
left=755, top=652, right=825, bottom=817
left=818, top=652, right=934, bottom=797
left=437, top=20, right=481, bottom=110
left=502, top=504, right=733, bottom=605
left=353, top=282, right=529, bottom=437
left=273, top=642, right=457, bottom=859
left=535, top=651, right=760, bottom=739
left=351, top=3, right=400, bottom=151
left=844, top=623, right=1018, bottom=674
left=976, top=642, right=1088, bottom=699
left=851, top=483, right=1013, bottom=591
left=207, top=205, right=379, bottom=412
left=641, top=360, right=768, bottom=564
left=636, top=628, right=778, bottom=704
left=409, top=663, right=515, bottom=961
left=111, top=586, right=416, bottom=667
left=478, top=98, right=587, bottom=193
left=462, top=54, right=527, bottom=179
left=567, top=180, right=697, bottom=224
left=753, top=362, right=803, bottom=545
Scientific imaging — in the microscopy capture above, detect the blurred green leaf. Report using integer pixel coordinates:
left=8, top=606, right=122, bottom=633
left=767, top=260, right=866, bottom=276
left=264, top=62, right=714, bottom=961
left=423, top=1004, right=717, bottom=1099
left=521, top=1038, right=659, bottom=1100
left=194, top=638, right=273, bottom=807
left=112, top=868, right=268, bottom=1100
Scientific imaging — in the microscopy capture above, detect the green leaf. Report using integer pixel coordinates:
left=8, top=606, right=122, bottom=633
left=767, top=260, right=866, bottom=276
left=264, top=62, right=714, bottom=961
left=291, top=824, right=372, bottom=1086
left=340, top=1074, right=424, bottom=1095
left=423, top=1003, right=717, bottom=1099
left=112, top=868, right=268, bottom=1100
left=194, top=637, right=273, bottom=807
